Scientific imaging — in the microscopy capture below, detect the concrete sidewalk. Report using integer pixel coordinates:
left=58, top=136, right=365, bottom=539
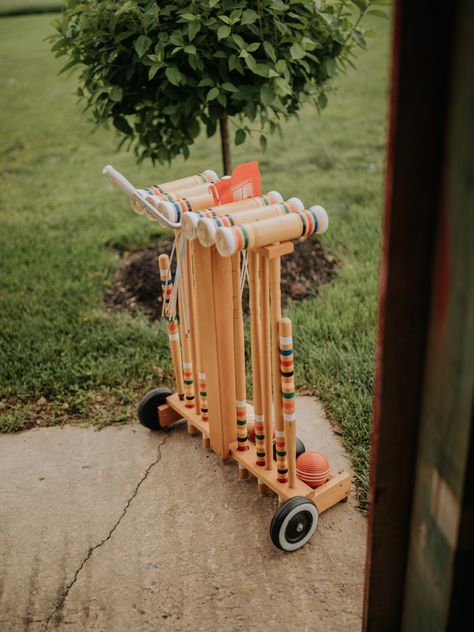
left=0, top=397, right=366, bottom=632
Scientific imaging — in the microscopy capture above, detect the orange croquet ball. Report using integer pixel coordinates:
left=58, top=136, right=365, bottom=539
left=296, top=451, right=330, bottom=488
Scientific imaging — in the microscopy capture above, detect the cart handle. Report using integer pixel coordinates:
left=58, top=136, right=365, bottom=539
left=102, top=165, right=182, bottom=229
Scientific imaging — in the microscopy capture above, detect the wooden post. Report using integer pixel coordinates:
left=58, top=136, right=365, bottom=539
left=363, top=1, right=471, bottom=629
left=279, top=318, right=297, bottom=489
left=187, top=240, right=209, bottom=425
left=178, top=267, right=195, bottom=414
left=192, top=242, right=236, bottom=459
left=248, top=251, right=266, bottom=470
left=182, top=244, right=201, bottom=412
left=231, top=253, right=248, bottom=452
left=270, top=254, right=288, bottom=483
left=259, top=255, right=274, bottom=471
left=157, top=254, right=185, bottom=398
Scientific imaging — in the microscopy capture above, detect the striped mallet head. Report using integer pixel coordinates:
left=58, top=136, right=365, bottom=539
left=196, top=197, right=304, bottom=247
left=215, top=205, right=329, bottom=257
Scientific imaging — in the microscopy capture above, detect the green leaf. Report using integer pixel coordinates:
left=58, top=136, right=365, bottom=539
left=351, top=30, right=366, bottom=47
left=113, top=115, right=133, bottom=135
left=162, top=105, right=177, bottom=115
left=318, top=92, right=328, bottom=110
left=241, top=9, right=258, bottom=25
left=184, top=44, right=197, bottom=54
left=188, top=21, right=201, bottom=41
left=206, top=87, right=219, bottom=101
left=325, top=58, right=337, bottom=76
left=260, top=84, right=275, bottom=106
left=263, top=41, right=276, bottom=61
left=235, top=129, right=246, bottom=145
left=228, top=55, right=243, bottom=73
left=110, top=86, right=123, bottom=102
left=222, top=82, right=238, bottom=92
left=165, top=66, right=183, bottom=86
left=148, top=64, right=161, bottom=80
left=290, top=42, right=305, bottom=60
left=259, top=134, right=267, bottom=152
left=209, top=0, right=219, bottom=6
left=244, top=54, right=257, bottom=72
left=134, top=35, right=152, bottom=58
left=350, top=0, right=368, bottom=10
left=247, top=42, right=260, bottom=53
left=232, top=34, right=246, bottom=49
left=198, top=78, right=214, bottom=87
left=217, top=25, right=231, bottom=40
left=218, top=15, right=232, bottom=25
left=254, top=63, right=270, bottom=78
left=367, top=9, right=388, bottom=18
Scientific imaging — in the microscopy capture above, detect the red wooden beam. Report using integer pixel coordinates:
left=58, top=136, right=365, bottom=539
left=364, top=1, right=458, bottom=629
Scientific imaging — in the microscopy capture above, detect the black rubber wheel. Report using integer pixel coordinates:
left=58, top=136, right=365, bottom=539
left=270, top=496, right=318, bottom=552
left=137, top=387, right=173, bottom=431
left=273, top=437, right=306, bottom=461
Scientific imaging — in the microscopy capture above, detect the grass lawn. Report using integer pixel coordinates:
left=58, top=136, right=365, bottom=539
left=0, top=13, right=390, bottom=507
left=0, top=0, right=63, bottom=16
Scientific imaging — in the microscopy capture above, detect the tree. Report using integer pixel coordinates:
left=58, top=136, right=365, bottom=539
left=51, top=0, right=386, bottom=174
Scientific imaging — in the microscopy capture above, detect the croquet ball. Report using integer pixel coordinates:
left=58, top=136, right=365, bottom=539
left=247, top=422, right=256, bottom=444
left=273, top=437, right=306, bottom=461
left=296, top=451, right=330, bottom=488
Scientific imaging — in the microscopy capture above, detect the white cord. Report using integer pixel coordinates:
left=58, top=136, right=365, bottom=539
left=102, top=165, right=182, bottom=229
left=240, top=251, right=249, bottom=298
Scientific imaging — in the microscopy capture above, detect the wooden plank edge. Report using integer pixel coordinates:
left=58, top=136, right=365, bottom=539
left=309, top=472, right=352, bottom=513
left=166, top=392, right=210, bottom=436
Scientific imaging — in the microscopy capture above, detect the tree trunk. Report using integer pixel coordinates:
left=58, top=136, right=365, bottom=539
left=219, top=117, right=232, bottom=176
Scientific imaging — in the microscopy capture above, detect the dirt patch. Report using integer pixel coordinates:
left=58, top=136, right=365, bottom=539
left=105, top=238, right=338, bottom=321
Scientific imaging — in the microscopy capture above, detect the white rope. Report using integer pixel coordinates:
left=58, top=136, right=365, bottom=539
left=102, top=165, right=182, bottom=229
left=240, top=251, right=249, bottom=298
left=168, top=233, right=189, bottom=328
left=161, top=236, right=177, bottom=318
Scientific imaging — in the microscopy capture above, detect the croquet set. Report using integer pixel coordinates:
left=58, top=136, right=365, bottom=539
left=104, top=162, right=350, bottom=552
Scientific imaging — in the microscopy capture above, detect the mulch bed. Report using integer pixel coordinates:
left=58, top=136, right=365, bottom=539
left=105, top=238, right=338, bottom=321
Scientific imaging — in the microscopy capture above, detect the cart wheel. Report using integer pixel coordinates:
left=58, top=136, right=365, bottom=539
left=270, top=496, right=318, bottom=552
left=137, top=387, right=173, bottom=431
left=273, top=437, right=306, bottom=461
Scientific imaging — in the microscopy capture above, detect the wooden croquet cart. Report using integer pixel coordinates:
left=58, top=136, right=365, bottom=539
left=104, top=164, right=351, bottom=552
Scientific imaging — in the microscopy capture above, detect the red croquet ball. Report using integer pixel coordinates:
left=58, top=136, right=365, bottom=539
left=247, top=422, right=256, bottom=444
left=296, top=451, right=330, bottom=488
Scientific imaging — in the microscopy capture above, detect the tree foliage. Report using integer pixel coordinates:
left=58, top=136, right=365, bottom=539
left=51, top=0, right=387, bottom=164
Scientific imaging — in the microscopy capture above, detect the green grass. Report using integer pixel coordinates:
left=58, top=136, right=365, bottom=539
left=0, top=1, right=62, bottom=16
left=0, top=14, right=390, bottom=506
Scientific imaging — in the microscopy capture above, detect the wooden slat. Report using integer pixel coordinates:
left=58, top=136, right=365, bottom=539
left=309, top=473, right=351, bottom=513
left=210, top=249, right=237, bottom=458
left=157, top=403, right=183, bottom=428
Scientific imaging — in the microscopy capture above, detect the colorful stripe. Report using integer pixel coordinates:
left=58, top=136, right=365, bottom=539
left=182, top=361, right=195, bottom=409
left=198, top=372, right=208, bottom=422
left=255, top=414, right=265, bottom=466
left=275, top=429, right=288, bottom=483
left=280, top=333, right=296, bottom=425
left=236, top=399, right=248, bottom=451
left=157, top=255, right=184, bottom=398
left=224, top=208, right=321, bottom=254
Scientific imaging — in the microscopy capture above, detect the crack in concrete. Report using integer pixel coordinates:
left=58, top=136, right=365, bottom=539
left=42, top=433, right=169, bottom=631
